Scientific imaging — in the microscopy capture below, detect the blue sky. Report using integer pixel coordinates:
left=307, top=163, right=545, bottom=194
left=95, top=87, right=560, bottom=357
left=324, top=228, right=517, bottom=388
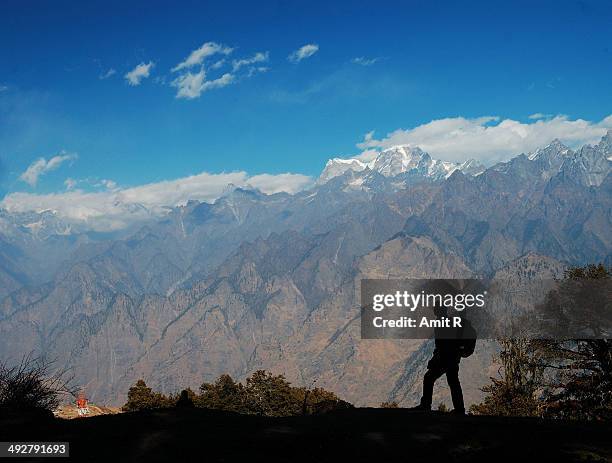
left=1, top=0, right=611, bottom=216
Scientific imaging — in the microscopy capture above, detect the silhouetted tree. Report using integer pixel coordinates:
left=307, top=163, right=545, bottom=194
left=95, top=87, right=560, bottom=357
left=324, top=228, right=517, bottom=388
left=530, top=264, right=611, bottom=420
left=122, top=380, right=171, bottom=411
left=244, top=370, right=299, bottom=417
left=470, top=339, right=544, bottom=417
left=473, top=264, right=611, bottom=420
left=197, top=374, right=246, bottom=413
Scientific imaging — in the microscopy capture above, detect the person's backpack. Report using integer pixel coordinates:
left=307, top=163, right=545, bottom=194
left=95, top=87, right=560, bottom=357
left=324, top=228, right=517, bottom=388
left=458, top=320, right=477, bottom=358
left=459, top=337, right=476, bottom=358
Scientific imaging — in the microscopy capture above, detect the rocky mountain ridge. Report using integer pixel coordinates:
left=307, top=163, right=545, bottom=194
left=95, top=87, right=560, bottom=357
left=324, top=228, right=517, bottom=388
left=0, top=132, right=610, bottom=407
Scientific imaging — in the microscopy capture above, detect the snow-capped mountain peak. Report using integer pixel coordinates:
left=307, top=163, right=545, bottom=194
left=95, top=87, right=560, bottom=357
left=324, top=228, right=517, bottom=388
left=598, top=129, right=612, bottom=156
left=318, top=145, right=484, bottom=183
left=369, top=145, right=430, bottom=177
left=318, top=157, right=368, bottom=183
left=560, top=132, right=612, bottom=186
left=527, top=139, right=571, bottom=161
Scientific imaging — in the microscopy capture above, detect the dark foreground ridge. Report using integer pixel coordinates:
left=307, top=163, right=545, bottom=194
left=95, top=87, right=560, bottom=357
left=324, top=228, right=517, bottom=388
left=1, top=408, right=610, bottom=463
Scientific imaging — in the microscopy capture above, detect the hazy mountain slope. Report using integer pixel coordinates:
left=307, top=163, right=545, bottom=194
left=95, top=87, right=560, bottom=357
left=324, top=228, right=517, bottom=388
left=0, top=134, right=610, bottom=408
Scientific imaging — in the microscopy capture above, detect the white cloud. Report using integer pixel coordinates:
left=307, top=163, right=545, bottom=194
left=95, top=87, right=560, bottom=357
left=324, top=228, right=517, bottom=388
left=172, top=42, right=233, bottom=72
left=125, top=62, right=154, bottom=86
left=232, top=51, right=269, bottom=71
left=351, top=57, right=381, bottom=66
left=247, top=66, right=269, bottom=78
left=2, top=170, right=314, bottom=231
left=211, top=59, right=226, bottom=70
left=64, top=177, right=118, bottom=192
left=99, top=68, right=116, bottom=80
left=247, top=173, right=312, bottom=194
left=0, top=85, right=8, bottom=92
left=288, top=44, right=319, bottom=63
left=204, top=73, right=234, bottom=90
left=172, top=70, right=206, bottom=99
left=101, top=179, right=118, bottom=190
left=172, top=70, right=234, bottom=99
left=170, top=42, right=245, bottom=99
left=352, top=149, right=379, bottom=163
left=528, top=112, right=553, bottom=120
left=20, top=152, right=77, bottom=187
left=363, top=130, right=375, bottom=143
left=356, top=115, right=612, bottom=164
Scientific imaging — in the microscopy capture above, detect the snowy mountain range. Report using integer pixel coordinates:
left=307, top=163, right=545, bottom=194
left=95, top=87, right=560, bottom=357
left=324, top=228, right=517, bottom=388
left=320, top=131, right=612, bottom=187
left=1, top=132, right=610, bottom=245
left=318, top=145, right=485, bottom=183
left=0, top=130, right=611, bottom=408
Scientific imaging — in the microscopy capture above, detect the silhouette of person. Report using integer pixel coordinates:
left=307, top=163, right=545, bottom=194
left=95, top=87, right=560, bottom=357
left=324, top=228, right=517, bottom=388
left=410, top=282, right=470, bottom=415
left=415, top=334, right=465, bottom=414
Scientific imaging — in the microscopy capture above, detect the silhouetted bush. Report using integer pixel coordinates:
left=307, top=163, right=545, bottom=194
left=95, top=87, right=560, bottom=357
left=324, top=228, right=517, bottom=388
left=124, top=371, right=353, bottom=417
left=0, top=355, right=75, bottom=415
left=380, top=401, right=399, bottom=408
left=437, top=403, right=449, bottom=412
left=294, top=386, right=350, bottom=415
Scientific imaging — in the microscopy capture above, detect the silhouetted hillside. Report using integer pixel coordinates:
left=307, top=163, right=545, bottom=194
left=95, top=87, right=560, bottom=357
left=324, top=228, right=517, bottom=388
left=1, top=408, right=609, bottom=462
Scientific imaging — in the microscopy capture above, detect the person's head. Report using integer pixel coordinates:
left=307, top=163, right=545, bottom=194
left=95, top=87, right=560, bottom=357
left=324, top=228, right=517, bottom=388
left=433, top=304, right=447, bottom=318
left=421, top=279, right=460, bottom=317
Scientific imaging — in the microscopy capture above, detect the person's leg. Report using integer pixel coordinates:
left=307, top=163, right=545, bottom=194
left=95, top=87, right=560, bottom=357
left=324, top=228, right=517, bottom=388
left=420, top=365, right=444, bottom=409
left=445, top=363, right=465, bottom=413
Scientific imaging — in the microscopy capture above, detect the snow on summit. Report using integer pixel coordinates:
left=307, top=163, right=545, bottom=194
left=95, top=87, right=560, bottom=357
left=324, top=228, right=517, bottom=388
left=319, top=145, right=484, bottom=183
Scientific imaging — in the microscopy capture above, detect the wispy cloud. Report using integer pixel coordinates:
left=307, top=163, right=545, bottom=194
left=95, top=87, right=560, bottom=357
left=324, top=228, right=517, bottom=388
left=20, top=152, right=78, bottom=187
left=171, top=70, right=234, bottom=99
left=170, top=42, right=260, bottom=99
left=171, top=70, right=206, bottom=99
left=211, top=59, right=226, bottom=70
left=356, top=115, right=612, bottom=164
left=172, top=42, right=233, bottom=72
left=351, top=56, right=381, bottom=66
left=64, top=177, right=118, bottom=191
left=200, top=73, right=234, bottom=91
left=64, top=178, right=77, bottom=190
left=101, top=179, right=118, bottom=190
left=269, top=67, right=406, bottom=104
left=528, top=112, right=553, bottom=120
left=288, top=44, right=319, bottom=63
left=0, top=85, right=8, bottom=92
left=232, top=51, right=269, bottom=72
left=99, top=68, right=116, bottom=80
left=125, top=62, right=154, bottom=86
left=246, top=173, right=312, bottom=194
left=247, top=66, right=268, bottom=77
left=3, top=171, right=313, bottom=231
